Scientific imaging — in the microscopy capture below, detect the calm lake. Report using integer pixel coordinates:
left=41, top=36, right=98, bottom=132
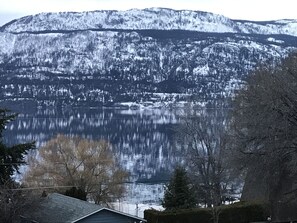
left=4, top=106, right=185, bottom=211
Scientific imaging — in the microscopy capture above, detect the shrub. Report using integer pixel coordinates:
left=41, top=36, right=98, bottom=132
left=144, top=201, right=270, bottom=223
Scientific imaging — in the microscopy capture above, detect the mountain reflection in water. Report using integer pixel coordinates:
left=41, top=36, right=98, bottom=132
left=4, top=107, right=183, bottom=183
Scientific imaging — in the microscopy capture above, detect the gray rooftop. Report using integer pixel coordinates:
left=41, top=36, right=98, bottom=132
left=21, top=193, right=146, bottom=223
left=22, top=193, right=103, bottom=223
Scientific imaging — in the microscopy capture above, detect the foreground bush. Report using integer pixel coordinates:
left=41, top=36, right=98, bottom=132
left=144, top=201, right=270, bottom=223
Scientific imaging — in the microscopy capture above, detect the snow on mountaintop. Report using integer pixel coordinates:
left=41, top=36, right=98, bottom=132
left=1, top=7, right=297, bottom=37
left=0, top=8, right=233, bottom=33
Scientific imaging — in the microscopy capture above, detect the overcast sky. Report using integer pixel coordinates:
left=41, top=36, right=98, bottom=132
left=1, top=0, right=297, bottom=26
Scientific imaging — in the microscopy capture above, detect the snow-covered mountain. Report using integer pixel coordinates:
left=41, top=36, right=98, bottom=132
left=0, top=8, right=297, bottom=108
left=2, top=8, right=297, bottom=36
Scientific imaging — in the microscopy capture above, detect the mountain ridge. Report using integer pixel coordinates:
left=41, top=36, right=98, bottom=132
left=0, top=8, right=297, bottom=109
left=2, top=8, right=297, bottom=36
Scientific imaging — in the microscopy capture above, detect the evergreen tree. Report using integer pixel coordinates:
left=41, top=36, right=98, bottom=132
left=162, top=166, right=196, bottom=210
left=0, top=109, right=36, bottom=222
left=0, top=108, right=35, bottom=185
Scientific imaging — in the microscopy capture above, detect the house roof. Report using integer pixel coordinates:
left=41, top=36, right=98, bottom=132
left=22, top=193, right=146, bottom=223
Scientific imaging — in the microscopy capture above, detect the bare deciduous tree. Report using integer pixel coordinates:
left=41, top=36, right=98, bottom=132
left=231, top=53, right=297, bottom=221
left=23, top=134, right=129, bottom=205
left=176, top=106, right=234, bottom=210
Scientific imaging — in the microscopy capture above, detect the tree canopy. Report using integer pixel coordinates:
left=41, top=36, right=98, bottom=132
left=231, top=53, right=297, bottom=220
left=23, top=134, right=128, bottom=205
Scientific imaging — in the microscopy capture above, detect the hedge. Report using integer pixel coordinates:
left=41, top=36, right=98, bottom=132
left=144, top=201, right=270, bottom=223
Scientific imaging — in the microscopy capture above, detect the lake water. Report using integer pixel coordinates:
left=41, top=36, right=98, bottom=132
left=4, top=106, right=184, bottom=213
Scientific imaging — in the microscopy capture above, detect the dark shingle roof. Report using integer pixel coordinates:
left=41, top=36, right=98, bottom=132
left=23, top=193, right=103, bottom=223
